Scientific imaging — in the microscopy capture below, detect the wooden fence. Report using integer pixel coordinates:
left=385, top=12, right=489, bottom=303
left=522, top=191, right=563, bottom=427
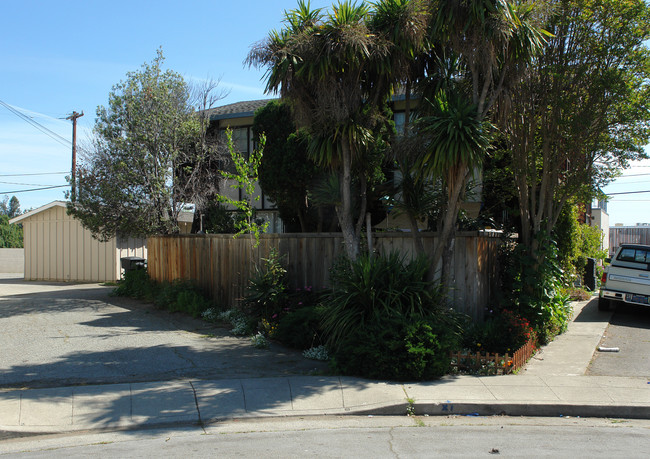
left=147, top=231, right=502, bottom=321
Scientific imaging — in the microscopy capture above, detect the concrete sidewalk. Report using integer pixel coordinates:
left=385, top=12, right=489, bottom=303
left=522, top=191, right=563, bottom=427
left=1, top=298, right=649, bottom=434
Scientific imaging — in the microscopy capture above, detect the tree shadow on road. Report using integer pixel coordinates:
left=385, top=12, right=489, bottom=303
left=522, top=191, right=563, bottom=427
left=0, top=276, right=328, bottom=390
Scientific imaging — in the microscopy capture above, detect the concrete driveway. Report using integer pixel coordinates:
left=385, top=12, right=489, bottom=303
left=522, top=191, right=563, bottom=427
left=0, top=275, right=326, bottom=389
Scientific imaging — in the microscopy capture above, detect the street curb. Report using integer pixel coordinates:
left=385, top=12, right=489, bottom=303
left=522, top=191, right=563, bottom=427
left=3, top=401, right=650, bottom=437
left=408, top=402, right=650, bottom=420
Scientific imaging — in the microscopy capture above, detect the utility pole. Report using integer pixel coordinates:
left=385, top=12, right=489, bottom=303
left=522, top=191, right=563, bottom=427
left=67, top=111, right=84, bottom=201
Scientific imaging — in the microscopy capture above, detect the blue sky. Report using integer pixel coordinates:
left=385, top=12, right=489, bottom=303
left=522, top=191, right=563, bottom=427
left=1, top=0, right=648, bottom=225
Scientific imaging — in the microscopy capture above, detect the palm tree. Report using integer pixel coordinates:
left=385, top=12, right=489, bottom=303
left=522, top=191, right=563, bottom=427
left=415, top=90, right=492, bottom=280
left=389, top=143, right=440, bottom=255
left=413, top=0, right=548, bottom=283
left=368, top=0, right=432, bottom=133
left=248, top=0, right=428, bottom=261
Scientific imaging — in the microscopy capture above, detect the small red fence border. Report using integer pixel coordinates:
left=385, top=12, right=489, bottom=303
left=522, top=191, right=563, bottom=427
left=449, top=338, right=537, bottom=376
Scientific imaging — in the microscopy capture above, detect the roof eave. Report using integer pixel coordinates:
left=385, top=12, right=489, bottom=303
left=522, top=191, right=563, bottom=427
left=9, top=200, right=68, bottom=224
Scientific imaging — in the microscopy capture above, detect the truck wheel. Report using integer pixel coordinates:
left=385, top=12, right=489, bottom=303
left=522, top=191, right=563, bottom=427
left=598, top=297, right=610, bottom=311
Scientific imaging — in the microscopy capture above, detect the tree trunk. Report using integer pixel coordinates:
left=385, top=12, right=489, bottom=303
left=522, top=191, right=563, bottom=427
left=337, top=138, right=360, bottom=261
left=404, top=81, right=411, bottom=135
left=366, top=212, right=373, bottom=255
left=433, top=166, right=467, bottom=288
left=407, top=212, right=425, bottom=257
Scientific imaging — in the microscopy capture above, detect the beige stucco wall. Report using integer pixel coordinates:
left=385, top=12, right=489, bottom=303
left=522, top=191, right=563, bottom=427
left=0, top=248, right=24, bottom=273
left=20, top=203, right=147, bottom=282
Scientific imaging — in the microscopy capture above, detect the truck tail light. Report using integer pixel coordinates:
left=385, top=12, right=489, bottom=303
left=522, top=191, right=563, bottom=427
left=601, top=272, right=607, bottom=283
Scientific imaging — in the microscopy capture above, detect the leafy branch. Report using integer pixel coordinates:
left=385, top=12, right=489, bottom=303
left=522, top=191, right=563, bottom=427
left=218, top=128, right=268, bottom=248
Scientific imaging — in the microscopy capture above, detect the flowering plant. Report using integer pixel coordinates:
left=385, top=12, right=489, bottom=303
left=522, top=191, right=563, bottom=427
left=462, top=309, right=536, bottom=354
left=501, top=309, right=536, bottom=351
left=303, top=345, right=329, bottom=361
left=260, top=318, right=278, bottom=338
left=251, top=332, right=270, bottom=349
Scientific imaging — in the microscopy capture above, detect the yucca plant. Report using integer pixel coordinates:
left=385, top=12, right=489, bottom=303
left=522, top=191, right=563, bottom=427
left=322, top=251, right=445, bottom=349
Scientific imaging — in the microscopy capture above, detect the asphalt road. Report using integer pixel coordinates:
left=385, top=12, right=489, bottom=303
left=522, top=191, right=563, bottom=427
left=587, top=302, right=650, bottom=378
left=2, top=416, right=649, bottom=457
left=0, top=276, right=326, bottom=389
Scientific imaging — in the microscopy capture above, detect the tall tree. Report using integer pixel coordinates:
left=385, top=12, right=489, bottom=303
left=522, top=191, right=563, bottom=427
left=413, top=0, right=547, bottom=282
left=0, top=196, right=21, bottom=218
left=7, top=196, right=20, bottom=218
left=68, top=50, right=225, bottom=240
left=248, top=0, right=427, bottom=260
left=252, top=100, right=320, bottom=232
left=369, top=0, right=431, bottom=131
left=503, top=0, right=650, bottom=254
left=415, top=90, right=492, bottom=274
left=0, top=215, right=22, bottom=248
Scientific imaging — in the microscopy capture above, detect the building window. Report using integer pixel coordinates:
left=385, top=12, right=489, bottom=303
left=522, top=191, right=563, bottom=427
left=219, top=125, right=277, bottom=212
left=230, top=127, right=250, bottom=158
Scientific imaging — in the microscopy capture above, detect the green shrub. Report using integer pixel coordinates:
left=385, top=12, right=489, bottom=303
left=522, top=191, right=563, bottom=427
left=0, top=214, right=23, bottom=248
left=173, top=289, right=211, bottom=318
left=243, top=248, right=326, bottom=341
left=275, top=304, right=327, bottom=349
left=303, top=345, right=329, bottom=361
left=553, top=203, right=607, bottom=280
left=462, top=310, right=535, bottom=354
left=154, top=280, right=186, bottom=310
left=501, top=233, right=572, bottom=344
left=321, top=252, right=464, bottom=380
left=114, top=271, right=213, bottom=318
left=155, top=279, right=210, bottom=316
left=216, top=308, right=256, bottom=336
left=244, top=248, right=288, bottom=320
left=251, top=332, right=270, bottom=349
left=114, top=268, right=156, bottom=301
left=322, top=251, right=444, bottom=350
left=330, top=313, right=461, bottom=381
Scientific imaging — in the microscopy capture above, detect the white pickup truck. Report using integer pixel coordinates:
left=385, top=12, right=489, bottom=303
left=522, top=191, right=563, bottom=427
left=599, top=244, right=650, bottom=311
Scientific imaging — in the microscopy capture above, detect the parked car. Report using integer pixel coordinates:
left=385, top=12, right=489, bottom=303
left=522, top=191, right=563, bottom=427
left=599, top=244, right=650, bottom=311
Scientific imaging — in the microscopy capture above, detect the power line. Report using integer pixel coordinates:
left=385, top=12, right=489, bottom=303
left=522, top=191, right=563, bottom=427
left=616, top=172, right=650, bottom=177
left=0, top=185, right=68, bottom=194
left=607, top=190, right=650, bottom=196
left=0, top=99, right=71, bottom=148
left=608, top=179, right=650, bottom=185
left=0, top=180, right=64, bottom=186
left=0, top=172, right=68, bottom=177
